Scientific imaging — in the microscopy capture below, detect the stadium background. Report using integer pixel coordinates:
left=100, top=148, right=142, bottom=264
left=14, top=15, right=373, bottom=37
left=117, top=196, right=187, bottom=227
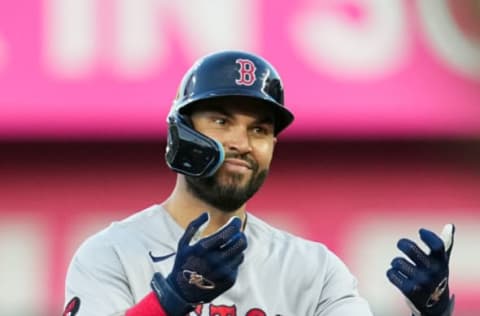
left=0, top=1, right=479, bottom=315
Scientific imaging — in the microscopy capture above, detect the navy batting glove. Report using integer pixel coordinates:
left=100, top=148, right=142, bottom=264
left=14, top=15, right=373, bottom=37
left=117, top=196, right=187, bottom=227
left=151, top=212, right=247, bottom=316
left=387, top=224, right=455, bottom=316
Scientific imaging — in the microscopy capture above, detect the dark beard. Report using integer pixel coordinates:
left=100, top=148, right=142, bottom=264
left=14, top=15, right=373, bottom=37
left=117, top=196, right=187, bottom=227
left=185, top=165, right=268, bottom=213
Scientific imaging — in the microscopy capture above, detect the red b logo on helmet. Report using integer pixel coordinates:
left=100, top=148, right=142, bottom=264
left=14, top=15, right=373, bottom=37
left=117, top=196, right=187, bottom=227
left=235, top=58, right=256, bottom=86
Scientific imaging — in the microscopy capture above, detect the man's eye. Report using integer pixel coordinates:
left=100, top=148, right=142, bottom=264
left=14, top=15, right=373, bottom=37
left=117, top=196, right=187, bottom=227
left=253, top=126, right=269, bottom=135
left=213, top=118, right=226, bottom=125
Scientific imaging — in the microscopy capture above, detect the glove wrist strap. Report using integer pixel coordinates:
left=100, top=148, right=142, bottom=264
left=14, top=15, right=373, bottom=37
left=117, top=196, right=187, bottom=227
left=438, top=295, right=455, bottom=316
left=151, top=272, right=196, bottom=316
left=409, top=295, right=455, bottom=316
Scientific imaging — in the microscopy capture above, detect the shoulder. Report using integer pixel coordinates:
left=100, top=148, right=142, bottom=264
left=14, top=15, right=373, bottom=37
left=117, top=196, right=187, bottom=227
left=245, top=213, right=359, bottom=289
left=70, top=204, right=165, bottom=264
left=246, top=213, right=326, bottom=247
left=246, top=213, right=333, bottom=263
left=246, top=213, right=359, bottom=282
left=245, top=214, right=372, bottom=314
left=114, top=204, right=165, bottom=231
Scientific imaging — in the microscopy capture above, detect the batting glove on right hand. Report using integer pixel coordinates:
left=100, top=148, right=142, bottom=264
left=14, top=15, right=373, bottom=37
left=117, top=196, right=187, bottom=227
left=387, top=224, right=455, bottom=316
left=151, top=212, right=247, bottom=316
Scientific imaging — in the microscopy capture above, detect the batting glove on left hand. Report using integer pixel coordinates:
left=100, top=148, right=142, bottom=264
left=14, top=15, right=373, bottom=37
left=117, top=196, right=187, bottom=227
left=387, top=224, right=455, bottom=316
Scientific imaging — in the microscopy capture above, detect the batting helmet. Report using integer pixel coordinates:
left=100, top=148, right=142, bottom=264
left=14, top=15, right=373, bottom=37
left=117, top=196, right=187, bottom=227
left=165, top=50, right=295, bottom=177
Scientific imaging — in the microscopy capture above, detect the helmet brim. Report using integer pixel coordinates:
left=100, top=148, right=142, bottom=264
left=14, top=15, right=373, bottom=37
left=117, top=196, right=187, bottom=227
left=174, top=89, right=294, bottom=135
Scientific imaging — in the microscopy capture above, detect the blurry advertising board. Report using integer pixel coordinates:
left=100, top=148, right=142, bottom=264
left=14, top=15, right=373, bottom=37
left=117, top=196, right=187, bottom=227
left=0, top=0, right=479, bottom=140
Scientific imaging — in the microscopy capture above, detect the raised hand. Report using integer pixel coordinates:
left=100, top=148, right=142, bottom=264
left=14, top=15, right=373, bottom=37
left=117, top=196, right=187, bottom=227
left=151, top=212, right=247, bottom=316
left=387, top=224, right=455, bottom=316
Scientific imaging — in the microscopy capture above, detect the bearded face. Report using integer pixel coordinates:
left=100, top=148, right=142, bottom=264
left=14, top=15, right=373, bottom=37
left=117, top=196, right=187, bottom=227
left=184, top=101, right=277, bottom=212
left=185, top=152, right=269, bottom=213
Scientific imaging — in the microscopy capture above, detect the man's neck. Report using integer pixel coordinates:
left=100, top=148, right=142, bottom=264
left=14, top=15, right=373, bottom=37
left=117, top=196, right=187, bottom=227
left=162, top=178, right=246, bottom=236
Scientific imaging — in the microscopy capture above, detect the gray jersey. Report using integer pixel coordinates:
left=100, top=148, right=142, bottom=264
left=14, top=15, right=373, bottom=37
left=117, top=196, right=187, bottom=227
left=65, top=205, right=373, bottom=316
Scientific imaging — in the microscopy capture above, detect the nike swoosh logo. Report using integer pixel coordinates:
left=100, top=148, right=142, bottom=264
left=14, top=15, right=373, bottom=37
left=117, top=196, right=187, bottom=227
left=149, top=251, right=176, bottom=262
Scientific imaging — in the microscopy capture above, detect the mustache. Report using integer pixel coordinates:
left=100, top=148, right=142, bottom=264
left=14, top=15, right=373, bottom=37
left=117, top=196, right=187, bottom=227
left=223, top=152, right=258, bottom=171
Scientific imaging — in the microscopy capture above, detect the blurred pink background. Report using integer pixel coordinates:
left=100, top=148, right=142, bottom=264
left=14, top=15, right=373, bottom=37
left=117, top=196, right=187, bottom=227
left=0, top=1, right=479, bottom=315
left=0, top=0, right=479, bottom=140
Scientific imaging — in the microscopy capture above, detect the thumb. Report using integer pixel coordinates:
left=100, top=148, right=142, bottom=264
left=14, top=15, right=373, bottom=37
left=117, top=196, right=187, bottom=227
left=440, top=223, right=455, bottom=259
left=178, top=212, right=210, bottom=248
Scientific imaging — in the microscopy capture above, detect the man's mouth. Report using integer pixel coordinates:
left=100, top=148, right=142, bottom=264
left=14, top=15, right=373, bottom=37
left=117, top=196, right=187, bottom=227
left=223, top=158, right=253, bottom=172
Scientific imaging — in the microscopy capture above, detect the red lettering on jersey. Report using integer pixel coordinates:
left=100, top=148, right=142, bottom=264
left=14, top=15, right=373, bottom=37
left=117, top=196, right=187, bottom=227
left=193, top=304, right=204, bottom=315
left=209, top=304, right=237, bottom=316
left=235, top=59, right=256, bottom=86
left=246, top=308, right=266, bottom=316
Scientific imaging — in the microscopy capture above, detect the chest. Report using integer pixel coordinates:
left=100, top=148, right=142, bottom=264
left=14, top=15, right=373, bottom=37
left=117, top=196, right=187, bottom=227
left=125, top=249, right=319, bottom=316
left=116, top=231, right=323, bottom=316
left=190, top=266, right=316, bottom=316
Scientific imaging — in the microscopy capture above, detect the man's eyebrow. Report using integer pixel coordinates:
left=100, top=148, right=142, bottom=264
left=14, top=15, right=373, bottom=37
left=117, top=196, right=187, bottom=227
left=199, top=105, right=275, bottom=125
left=255, top=115, right=274, bottom=125
left=201, top=106, right=231, bottom=116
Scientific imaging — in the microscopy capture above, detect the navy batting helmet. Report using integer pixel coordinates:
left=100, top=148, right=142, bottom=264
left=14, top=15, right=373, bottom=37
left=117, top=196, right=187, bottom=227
left=165, top=50, right=295, bottom=177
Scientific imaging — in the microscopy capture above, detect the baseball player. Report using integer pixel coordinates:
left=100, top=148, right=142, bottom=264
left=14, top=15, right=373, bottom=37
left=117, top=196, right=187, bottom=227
left=64, top=50, right=455, bottom=316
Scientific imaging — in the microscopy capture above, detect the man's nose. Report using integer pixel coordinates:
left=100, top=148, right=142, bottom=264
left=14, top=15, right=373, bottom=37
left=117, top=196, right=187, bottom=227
left=223, top=126, right=252, bottom=154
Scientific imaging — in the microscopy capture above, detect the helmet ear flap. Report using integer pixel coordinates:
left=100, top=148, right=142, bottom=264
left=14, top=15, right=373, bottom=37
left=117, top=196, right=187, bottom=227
left=165, top=114, right=225, bottom=177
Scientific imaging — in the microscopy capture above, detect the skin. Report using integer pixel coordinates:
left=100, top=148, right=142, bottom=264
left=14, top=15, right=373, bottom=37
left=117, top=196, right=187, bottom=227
left=162, top=100, right=277, bottom=236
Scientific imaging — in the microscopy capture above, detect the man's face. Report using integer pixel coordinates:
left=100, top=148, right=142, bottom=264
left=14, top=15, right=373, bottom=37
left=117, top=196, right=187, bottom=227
left=185, top=99, right=277, bottom=212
